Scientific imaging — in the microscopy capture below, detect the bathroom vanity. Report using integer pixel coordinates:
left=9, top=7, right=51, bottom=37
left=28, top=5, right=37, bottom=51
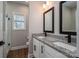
left=32, top=34, right=77, bottom=58
left=32, top=1, right=77, bottom=58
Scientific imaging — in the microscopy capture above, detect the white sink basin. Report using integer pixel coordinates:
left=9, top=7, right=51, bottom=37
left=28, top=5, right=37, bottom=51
left=46, top=37, right=59, bottom=42
left=53, top=42, right=76, bottom=52
left=38, top=36, right=45, bottom=39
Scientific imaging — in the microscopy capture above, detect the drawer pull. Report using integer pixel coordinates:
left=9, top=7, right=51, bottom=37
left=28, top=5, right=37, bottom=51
left=34, top=45, right=36, bottom=51
left=41, top=46, right=43, bottom=53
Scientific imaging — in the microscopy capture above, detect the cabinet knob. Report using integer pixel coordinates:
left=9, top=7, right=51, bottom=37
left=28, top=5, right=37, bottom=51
left=41, top=46, right=44, bottom=53
left=8, top=43, right=10, bottom=46
left=34, top=45, right=36, bottom=51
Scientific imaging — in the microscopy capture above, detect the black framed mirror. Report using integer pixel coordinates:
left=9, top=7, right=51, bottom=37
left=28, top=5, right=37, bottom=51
left=43, top=7, right=54, bottom=33
left=60, top=1, right=77, bottom=43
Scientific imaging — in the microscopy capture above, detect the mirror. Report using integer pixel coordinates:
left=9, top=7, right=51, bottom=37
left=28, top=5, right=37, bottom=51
left=60, top=1, right=77, bottom=35
left=43, top=7, right=54, bottom=33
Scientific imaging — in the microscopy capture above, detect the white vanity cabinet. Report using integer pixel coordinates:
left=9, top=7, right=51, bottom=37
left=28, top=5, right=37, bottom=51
left=33, top=38, right=40, bottom=58
left=44, top=44, right=67, bottom=58
left=39, top=41, right=45, bottom=58
left=33, top=38, right=51, bottom=58
left=33, top=38, right=67, bottom=58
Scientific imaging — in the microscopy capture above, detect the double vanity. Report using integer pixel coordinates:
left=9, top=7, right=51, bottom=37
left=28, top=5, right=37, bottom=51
left=33, top=34, right=77, bottom=58
left=32, top=1, right=77, bottom=58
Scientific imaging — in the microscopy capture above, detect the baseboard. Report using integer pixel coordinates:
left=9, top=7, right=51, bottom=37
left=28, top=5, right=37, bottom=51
left=11, top=45, right=28, bottom=50
left=28, top=53, right=34, bottom=58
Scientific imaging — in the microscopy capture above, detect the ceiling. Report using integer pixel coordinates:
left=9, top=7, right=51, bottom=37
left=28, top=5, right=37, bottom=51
left=63, top=1, right=77, bottom=8
left=7, top=1, right=29, bottom=6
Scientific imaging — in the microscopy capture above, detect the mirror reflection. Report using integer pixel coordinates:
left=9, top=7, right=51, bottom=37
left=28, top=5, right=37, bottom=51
left=43, top=7, right=54, bottom=33
left=62, top=1, right=77, bottom=32
left=45, top=10, right=52, bottom=31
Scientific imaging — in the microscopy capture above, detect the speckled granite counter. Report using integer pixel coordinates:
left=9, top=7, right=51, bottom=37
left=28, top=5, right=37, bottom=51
left=32, top=34, right=77, bottom=58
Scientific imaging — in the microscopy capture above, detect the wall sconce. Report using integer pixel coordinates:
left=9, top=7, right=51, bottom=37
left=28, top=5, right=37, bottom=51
left=46, top=1, right=49, bottom=5
left=43, top=1, right=50, bottom=9
left=25, top=1, right=28, bottom=2
left=43, top=4, right=46, bottom=9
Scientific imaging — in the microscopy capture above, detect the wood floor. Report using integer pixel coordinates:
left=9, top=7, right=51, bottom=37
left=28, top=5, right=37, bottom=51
left=7, top=48, right=28, bottom=58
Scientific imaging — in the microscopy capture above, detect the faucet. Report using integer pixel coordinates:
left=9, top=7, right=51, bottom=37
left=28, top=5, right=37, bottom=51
left=45, top=32, right=47, bottom=37
left=65, top=34, right=71, bottom=43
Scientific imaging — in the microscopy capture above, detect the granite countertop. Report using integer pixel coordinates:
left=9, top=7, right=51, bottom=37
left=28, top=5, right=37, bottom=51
left=32, top=34, right=77, bottom=58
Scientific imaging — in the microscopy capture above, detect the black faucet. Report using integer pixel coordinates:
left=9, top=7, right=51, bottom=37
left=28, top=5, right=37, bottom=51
left=45, top=32, right=47, bottom=37
left=65, top=34, right=71, bottom=43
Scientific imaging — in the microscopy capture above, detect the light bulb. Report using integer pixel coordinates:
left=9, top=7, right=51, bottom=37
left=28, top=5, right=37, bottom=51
left=43, top=4, right=46, bottom=9
left=46, top=1, right=49, bottom=5
left=25, top=1, right=28, bottom=2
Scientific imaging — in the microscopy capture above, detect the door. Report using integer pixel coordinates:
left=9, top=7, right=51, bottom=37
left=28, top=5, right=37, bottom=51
left=0, top=2, right=5, bottom=58
left=3, top=2, right=12, bottom=57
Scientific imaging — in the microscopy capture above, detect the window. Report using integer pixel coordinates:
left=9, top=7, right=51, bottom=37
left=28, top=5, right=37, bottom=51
left=13, top=14, right=25, bottom=30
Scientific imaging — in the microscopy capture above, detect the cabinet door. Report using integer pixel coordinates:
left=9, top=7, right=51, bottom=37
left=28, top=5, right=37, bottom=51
left=0, top=46, right=3, bottom=58
left=45, top=44, right=67, bottom=58
left=39, top=41, right=45, bottom=58
left=33, top=38, right=40, bottom=58
left=44, top=51, right=53, bottom=58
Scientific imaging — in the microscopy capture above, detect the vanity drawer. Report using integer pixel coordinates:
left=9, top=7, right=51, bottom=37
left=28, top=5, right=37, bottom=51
left=45, top=44, right=67, bottom=58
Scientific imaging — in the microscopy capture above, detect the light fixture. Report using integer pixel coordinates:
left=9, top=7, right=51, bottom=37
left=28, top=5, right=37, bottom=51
left=46, top=1, right=49, bottom=5
left=25, top=1, right=28, bottom=2
left=43, top=1, right=50, bottom=9
left=43, top=4, right=46, bottom=9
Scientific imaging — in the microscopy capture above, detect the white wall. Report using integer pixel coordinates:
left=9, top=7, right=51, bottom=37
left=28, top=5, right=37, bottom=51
left=28, top=1, right=44, bottom=57
left=53, top=2, right=60, bottom=34
left=29, top=2, right=44, bottom=39
left=76, top=2, right=79, bottom=57
left=7, top=2, right=29, bottom=47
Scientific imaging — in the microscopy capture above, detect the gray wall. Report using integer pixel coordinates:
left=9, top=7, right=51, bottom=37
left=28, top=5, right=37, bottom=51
left=7, top=2, right=29, bottom=47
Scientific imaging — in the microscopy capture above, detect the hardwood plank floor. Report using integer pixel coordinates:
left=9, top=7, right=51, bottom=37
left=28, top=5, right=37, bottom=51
left=7, top=48, right=28, bottom=58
